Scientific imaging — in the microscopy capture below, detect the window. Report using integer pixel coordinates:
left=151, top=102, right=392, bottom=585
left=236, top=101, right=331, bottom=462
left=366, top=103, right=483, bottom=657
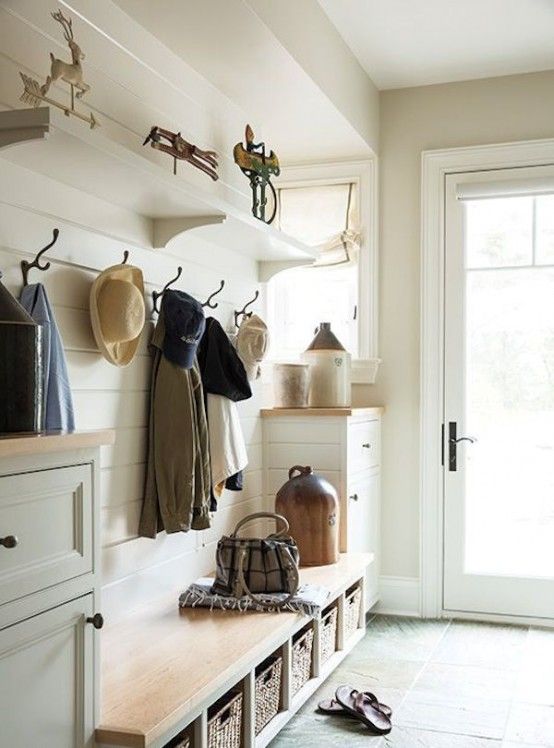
left=268, top=181, right=360, bottom=360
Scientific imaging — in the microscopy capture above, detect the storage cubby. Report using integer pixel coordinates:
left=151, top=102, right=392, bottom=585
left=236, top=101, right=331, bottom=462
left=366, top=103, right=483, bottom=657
left=207, top=688, right=244, bottom=748
left=254, top=653, right=283, bottom=736
left=320, top=604, right=339, bottom=665
left=291, top=624, right=315, bottom=697
left=344, top=583, right=363, bottom=642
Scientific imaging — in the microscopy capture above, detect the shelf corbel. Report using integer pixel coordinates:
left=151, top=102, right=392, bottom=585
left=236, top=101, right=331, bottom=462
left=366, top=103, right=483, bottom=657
left=152, top=215, right=227, bottom=249
left=258, top=258, right=314, bottom=282
left=0, top=107, right=50, bottom=152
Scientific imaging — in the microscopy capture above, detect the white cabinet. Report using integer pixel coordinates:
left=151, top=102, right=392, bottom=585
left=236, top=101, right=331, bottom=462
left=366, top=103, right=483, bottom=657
left=0, top=594, right=95, bottom=748
left=0, top=431, right=113, bottom=748
left=262, top=407, right=382, bottom=609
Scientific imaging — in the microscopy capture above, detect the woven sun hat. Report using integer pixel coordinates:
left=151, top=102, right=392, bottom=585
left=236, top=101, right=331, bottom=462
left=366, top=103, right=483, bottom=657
left=90, top=263, right=145, bottom=367
left=236, top=313, right=269, bottom=381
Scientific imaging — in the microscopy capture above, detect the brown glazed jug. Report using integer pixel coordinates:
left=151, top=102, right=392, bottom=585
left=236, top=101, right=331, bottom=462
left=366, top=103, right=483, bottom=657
left=275, top=465, right=339, bottom=567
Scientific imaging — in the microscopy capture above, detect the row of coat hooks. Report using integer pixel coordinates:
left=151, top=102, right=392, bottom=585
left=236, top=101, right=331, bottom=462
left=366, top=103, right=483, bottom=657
left=21, top=230, right=260, bottom=325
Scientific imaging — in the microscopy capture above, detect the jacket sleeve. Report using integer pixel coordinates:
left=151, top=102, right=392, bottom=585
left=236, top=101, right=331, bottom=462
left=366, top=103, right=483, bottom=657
left=198, top=319, right=252, bottom=402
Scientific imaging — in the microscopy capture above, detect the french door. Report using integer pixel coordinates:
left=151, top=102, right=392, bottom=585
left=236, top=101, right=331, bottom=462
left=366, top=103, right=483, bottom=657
left=443, top=165, right=554, bottom=618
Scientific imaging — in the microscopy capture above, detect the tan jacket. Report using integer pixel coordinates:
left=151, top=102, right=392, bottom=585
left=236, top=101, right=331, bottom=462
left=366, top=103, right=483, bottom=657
left=139, top=312, right=211, bottom=538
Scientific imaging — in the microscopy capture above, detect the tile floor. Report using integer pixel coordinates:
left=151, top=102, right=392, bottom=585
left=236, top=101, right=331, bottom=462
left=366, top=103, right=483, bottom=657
left=270, top=616, right=554, bottom=748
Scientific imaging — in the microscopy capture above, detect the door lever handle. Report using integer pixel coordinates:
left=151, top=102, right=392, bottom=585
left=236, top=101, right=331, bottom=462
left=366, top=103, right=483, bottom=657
left=449, top=436, right=477, bottom=445
left=447, top=422, right=476, bottom=471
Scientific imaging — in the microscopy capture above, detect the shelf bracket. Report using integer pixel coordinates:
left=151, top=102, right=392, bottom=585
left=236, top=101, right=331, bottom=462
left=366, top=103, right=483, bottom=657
left=258, top=258, right=314, bottom=283
left=0, top=107, right=50, bottom=152
left=152, top=215, right=227, bottom=249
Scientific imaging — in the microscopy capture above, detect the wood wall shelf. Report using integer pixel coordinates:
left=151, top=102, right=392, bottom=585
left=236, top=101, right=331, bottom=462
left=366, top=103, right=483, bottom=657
left=0, top=108, right=316, bottom=278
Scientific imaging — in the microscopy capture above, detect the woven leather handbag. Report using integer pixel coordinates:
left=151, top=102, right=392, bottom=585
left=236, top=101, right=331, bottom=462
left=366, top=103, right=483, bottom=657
left=211, top=512, right=300, bottom=608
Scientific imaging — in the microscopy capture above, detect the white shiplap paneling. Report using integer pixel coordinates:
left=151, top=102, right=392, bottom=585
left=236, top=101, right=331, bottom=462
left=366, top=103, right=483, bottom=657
left=0, top=165, right=266, bottom=622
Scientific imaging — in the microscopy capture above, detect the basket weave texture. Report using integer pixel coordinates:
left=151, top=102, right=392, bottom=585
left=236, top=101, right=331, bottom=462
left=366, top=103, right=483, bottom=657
left=255, top=656, right=282, bottom=735
left=344, top=586, right=362, bottom=641
left=207, top=690, right=243, bottom=748
left=320, top=606, right=338, bottom=664
left=291, top=627, right=314, bottom=695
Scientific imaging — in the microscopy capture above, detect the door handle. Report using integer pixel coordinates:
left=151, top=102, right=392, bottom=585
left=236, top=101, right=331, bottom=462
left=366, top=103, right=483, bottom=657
left=0, top=535, right=18, bottom=549
left=448, top=422, right=476, bottom=471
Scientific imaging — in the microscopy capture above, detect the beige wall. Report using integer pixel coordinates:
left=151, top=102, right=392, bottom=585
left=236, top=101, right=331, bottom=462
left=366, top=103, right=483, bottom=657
left=367, top=69, right=554, bottom=579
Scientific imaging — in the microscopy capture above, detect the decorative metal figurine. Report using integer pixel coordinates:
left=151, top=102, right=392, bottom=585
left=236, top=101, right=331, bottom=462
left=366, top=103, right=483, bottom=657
left=233, top=125, right=280, bottom=224
left=19, top=9, right=97, bottom=129
left=143, top=126, right=218, bottom=181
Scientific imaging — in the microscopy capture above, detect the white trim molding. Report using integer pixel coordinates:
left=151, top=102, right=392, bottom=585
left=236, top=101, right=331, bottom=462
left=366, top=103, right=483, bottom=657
left=420, top=137, right=554, bottom=618
left=376, top=576, right=420, bottom=617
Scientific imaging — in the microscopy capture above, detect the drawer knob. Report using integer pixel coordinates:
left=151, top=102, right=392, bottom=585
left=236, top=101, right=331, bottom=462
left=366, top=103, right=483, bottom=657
left=86, top=613, right=104, bottom=630
left=349, top=493, right=359, bottom=502
left=362, top=443, right=371, bottom=449
left=0, top=535, right=18, bottom=549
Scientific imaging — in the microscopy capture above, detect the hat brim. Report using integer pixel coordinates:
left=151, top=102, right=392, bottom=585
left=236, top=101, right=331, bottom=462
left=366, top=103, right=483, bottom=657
left=90, top=264, right=145, bottom=368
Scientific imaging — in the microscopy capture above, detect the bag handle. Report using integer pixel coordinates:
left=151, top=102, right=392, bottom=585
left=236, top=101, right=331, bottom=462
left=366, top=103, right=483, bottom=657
left=288, top=465, right=313, bottom=480
left=236, top=545, right=300, bottom=610
left=232, top=512, right=290, bottom=538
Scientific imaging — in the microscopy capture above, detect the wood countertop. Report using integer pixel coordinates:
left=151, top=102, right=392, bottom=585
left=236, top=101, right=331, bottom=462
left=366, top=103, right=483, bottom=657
left=0, top=429, right=115, bottom=458
left=261, top=406, right=384, bottom=417
left=96, top=552, right=372, bottom=747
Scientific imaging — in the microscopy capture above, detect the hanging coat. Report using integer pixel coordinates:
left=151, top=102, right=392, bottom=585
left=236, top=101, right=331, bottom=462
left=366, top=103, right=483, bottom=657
left=196, top=318, right=252, bottom=506
left=19, top=283, right=75, bottom=432
left=139, top=309, right=211, bottom=538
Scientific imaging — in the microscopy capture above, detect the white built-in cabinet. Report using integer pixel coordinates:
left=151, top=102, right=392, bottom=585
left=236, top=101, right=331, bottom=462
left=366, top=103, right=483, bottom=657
left=0, top=432, right=113, bottom=748
left=262, top=407, right=383, bottom=609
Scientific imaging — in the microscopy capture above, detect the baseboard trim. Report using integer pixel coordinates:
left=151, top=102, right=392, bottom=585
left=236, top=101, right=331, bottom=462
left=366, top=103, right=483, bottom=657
left=376, top=576, right=421, bottom=616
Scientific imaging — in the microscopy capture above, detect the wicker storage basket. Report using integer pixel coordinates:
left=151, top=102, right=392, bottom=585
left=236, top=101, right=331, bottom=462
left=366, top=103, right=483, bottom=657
left=291, top=627, right=314, bottom=696
left=254, top=655, right=282, bottom=735
left=320, top=605, right=338, bottom=664
left=344, top=585, right=362, bottom=641
left=164, top=730, right=190, bottom=748
left=207, top=690, right=243, bottom=748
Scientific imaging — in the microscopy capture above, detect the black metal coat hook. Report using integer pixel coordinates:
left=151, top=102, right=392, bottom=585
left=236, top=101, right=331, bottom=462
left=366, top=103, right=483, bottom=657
left=21, top=228, right=59, bottom=286
left=202, top=280, right=225, bottom=309
left=152, top=266, right=182, bottom=314
left=122, top=250, right=130, bottom=264
left=234, top=290, right=259, bottom=327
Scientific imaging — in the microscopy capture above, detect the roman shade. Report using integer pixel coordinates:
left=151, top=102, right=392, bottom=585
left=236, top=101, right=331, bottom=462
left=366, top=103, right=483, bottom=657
left=457, top=176, right=554, bottom=201
left=277, top=182, right=360, bottom=267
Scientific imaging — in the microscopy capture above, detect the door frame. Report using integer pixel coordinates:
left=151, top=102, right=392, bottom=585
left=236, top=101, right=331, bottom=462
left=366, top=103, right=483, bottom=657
left=420, top=137, right=554, bottom=620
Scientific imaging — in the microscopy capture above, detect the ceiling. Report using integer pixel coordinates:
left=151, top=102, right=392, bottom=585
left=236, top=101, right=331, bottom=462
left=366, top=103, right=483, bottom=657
left=317, top=0, right=554, bottom=90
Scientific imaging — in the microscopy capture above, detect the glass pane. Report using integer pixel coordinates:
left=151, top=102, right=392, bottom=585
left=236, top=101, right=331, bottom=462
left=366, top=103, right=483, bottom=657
left=464, top=264, right=554, bottom=577
left=267, top=264, right=358, bottom=360
left=536, top=195, right=554, bottom=265
left=465, top=197, right=533, bottom=268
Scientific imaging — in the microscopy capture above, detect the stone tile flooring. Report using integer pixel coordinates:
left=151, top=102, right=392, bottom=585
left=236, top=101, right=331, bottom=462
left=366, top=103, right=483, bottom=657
left=270, top=616, right=554, bottom=747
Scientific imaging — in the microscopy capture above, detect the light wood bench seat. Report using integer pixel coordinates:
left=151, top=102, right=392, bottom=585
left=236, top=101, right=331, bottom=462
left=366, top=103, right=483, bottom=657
left=95, top=552, right=372, bottom=748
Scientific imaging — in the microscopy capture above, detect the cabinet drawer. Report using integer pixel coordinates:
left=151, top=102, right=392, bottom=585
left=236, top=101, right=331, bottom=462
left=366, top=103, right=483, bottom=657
left=0, top=464, right=93, bottom=607
left=347, top=419, right=380, bottom=473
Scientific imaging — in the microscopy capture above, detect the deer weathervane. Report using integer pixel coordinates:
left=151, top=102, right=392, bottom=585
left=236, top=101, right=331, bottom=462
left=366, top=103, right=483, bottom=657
left=20, top=9, right=97, bottom=129
left=233, top=125, right=280, bottom=224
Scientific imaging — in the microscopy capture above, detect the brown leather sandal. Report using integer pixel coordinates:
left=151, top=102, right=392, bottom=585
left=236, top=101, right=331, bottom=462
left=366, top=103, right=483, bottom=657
left=334, top=685, right=392, bottom=734
left=318, top=693, right=392, bottom=718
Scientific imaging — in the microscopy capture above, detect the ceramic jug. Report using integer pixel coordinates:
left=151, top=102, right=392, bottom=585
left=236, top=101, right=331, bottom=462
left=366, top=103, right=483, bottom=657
left=275, top=465, right=339, bottom=566
left=301, top=322, right=351, bottom=407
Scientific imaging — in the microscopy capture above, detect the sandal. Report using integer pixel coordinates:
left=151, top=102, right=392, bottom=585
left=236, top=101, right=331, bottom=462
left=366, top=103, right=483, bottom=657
left=334, top=685, right=392, bottom=735
left=318, top=692, right=392, bottom=718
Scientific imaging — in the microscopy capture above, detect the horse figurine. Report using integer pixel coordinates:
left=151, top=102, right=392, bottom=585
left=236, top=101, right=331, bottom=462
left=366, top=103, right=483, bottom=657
left=41, top=10, right=90, bottom=101
left=143, top=126, right=219, bottom=180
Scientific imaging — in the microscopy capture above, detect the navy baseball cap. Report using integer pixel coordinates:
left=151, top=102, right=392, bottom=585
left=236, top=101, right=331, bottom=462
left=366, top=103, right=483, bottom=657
left=161, top=289, right=205, bottom=369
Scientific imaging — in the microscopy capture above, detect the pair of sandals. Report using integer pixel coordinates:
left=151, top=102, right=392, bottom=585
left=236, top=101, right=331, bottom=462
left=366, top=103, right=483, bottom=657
left=318, top=685, right=392, bottom=735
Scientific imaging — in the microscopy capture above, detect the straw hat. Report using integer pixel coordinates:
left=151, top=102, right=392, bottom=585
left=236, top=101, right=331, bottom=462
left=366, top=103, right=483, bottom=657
left=90, top=263, right=145, bottom=367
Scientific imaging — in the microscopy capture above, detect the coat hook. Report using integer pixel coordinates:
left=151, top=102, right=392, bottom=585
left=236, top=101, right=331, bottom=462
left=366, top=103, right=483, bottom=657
left=122, top=250, right=130, bottom=264
left=152, top=266, right=182, bottom=314
left=21, top=228, right=60, bottom=286
left=234, top=289, right=259, bottom=327
left=202, top=279, right=225, bottom=309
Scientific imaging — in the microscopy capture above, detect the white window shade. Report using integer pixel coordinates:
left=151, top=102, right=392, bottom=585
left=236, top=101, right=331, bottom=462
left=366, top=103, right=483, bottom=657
left=277, top=182, right=360, bottom=266
left=457, top=176, right=554, bottom=201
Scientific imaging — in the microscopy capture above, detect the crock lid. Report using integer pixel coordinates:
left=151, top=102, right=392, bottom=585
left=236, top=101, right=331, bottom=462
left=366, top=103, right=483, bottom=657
left=305, top=322, right=345, bottom=351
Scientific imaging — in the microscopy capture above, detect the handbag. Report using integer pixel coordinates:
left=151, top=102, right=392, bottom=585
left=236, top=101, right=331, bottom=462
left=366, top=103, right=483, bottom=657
left=211, top=512, right=300, bottom=608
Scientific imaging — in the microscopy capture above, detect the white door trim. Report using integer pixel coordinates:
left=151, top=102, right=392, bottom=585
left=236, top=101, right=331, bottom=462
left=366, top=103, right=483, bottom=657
left=420, top=137, right=554, bottom=618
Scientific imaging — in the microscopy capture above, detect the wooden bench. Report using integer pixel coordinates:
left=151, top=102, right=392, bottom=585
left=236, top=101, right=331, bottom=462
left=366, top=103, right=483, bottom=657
left=95, top=553, right=372, bottom=748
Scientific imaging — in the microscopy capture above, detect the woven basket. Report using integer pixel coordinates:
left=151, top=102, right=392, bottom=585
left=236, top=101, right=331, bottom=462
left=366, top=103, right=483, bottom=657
left=291, top=627, right=314, bottom=696
left=255, top=655, right=282, bottom=735
left=344, top=585, right=362, bottom=641
left=320, top=605, right=338, bottom=664
left=165, top=730, right=190, bottom=748
left=207, top=690, right=243, bottom=748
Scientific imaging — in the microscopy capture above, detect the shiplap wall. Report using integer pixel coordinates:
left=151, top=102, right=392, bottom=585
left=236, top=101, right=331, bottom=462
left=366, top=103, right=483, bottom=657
left=0, top=165, right=266, bottom=622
